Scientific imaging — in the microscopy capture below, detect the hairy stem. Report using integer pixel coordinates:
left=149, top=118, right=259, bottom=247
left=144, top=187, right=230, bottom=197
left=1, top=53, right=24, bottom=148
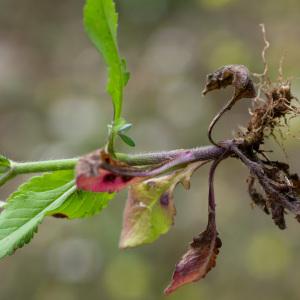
left=0, top=158, right=78, bottom=187
left=207, top=150, right=228, bottom=224
left=208, top=96, right=236, bottom=146
left=11, top=158, right=79, bottom=174
left=102, top=145, right=228, bottom=177
left=117, top=145, right=226, bottom=165
left=0, top=142, right=233, bottom=188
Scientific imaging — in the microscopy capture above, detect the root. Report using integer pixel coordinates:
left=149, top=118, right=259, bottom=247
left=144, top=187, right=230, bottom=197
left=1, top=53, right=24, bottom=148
left=202, top=24, right=300, bottom=229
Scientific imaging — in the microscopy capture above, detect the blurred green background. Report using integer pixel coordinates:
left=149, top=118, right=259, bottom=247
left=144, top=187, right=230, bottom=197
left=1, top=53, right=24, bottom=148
left=1, top=0, right=300, bottom=299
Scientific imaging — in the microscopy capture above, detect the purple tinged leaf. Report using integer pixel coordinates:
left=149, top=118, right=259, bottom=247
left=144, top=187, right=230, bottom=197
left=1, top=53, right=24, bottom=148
left=165, top=159, right=222, bottom=294
left=164, top=216, right=221, bottom=295
left=76, top=150, right=141, bottom=193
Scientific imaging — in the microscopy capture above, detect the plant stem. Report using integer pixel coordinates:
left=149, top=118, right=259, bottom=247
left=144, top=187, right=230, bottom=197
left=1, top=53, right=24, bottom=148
left=0, top=141, right=234, bottom=188
left=116, top=145, right=226, bottom=165
left=0, top=158, right=78, bottom=187
left=11, top=158, right=78, bottom=174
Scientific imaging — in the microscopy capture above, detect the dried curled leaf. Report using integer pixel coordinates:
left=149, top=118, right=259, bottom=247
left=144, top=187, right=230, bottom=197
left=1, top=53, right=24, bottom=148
left=234, top=146, right=300, bottom=228
left=76, top=150, right=140, bottom=193
left=202, top=64, right=256, bottom=100
left=248, top=176, right=269, bottom=214
left=119, top=162, right=205, bottom=248
left=270, top=202, right=286, bottom=230
left=164, top=213, right=221, bottom=295
left=165, top=159, right=222, bottom=294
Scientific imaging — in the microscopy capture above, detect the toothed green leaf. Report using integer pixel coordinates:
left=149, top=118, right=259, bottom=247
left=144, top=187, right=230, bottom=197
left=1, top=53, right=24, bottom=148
left=49, top=189, right=114, bottom=219
left=84, top=0, right=129, bottom=122
left=0, top=170, right=114, bottom=259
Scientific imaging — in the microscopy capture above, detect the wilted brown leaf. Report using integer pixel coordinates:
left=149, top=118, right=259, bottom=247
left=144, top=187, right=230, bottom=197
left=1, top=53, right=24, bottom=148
left=164, top=213, right=221, bottom=295
left=202, top=64, right=256, bottom=100
left=164, top=158, right=223, bottom=294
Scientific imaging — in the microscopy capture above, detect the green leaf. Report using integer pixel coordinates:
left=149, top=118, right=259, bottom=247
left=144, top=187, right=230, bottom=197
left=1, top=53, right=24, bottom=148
left=108, top=118, right=132, bottom=134
left=119, top=176, right=176, bottom=249
left=0, top=171, right=75, bottom=258
left=49, top=189, right=114, bottom=219
left=84, top=0, right=129, bottom=122
left=0, top=170, right=114, bottom=259
left=118, top=122, right=133, bottom=133
left=0, top=155, right=10, bottom=173
left=118, top=133, right=136, bottom=147
left=121, top=58, right=130, bottom=85
left=119, top=162, right=204, bottom=248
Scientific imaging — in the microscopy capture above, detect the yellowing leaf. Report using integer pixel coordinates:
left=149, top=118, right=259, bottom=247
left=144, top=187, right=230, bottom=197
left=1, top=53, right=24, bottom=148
left=119, top=162, right=205, bottom=248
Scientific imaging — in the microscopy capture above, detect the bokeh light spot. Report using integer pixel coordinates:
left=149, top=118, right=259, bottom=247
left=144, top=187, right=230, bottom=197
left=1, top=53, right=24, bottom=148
left=245, top=232, right=291, bottom=279
left=103, top=254, right=152, bottom=300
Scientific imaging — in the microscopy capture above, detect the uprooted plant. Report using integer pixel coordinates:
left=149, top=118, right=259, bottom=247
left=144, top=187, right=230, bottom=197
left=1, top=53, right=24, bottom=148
left=0, top=0, right=299, bottom=295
